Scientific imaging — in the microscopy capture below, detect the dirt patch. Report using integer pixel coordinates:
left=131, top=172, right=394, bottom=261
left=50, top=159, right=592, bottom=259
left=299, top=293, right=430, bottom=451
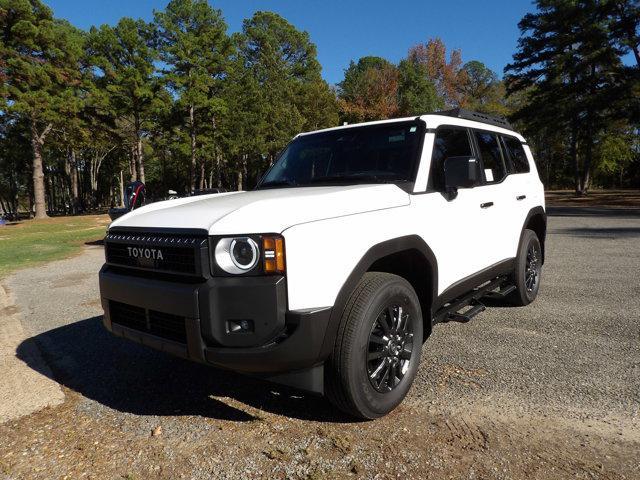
left=50, top=272, right=91, bottom=289
left=0, top=391, right=637, bottom=480
left=0, top=284, right=64, bottom=424
left=81, top=298, right=102, bottom=309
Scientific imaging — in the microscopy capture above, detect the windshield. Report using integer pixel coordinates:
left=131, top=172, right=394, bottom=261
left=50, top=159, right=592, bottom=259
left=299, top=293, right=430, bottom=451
left=257, top=121, right=424, bottom=189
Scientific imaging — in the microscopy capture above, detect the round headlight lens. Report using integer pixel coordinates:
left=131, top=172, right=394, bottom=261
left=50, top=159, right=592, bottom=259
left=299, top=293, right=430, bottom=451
left=230, top=238, right=258, bottom=269
left=215, top=237, right=259, bottom=274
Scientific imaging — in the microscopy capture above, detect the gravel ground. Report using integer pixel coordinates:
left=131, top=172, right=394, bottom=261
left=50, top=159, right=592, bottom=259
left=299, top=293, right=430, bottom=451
left=0, top=207, right=639, bottom=479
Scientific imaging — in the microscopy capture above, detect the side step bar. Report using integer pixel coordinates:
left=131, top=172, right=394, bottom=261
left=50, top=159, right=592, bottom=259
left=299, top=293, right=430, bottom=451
left=446, top=301, right=485, bottom=323
left=433, top=276, right=512, bottom=324
left=483, top=284, right=516, bottom=300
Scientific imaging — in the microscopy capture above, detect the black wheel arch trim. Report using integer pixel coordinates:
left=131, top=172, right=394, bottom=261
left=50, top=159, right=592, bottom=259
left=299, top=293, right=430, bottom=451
left=318, top=235, right=438, bottom=361
left=521, top=206, right=547, bottom=264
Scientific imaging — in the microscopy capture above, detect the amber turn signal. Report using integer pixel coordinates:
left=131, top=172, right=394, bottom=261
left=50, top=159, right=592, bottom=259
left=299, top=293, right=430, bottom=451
left=262, top=235, right=285, bottom=274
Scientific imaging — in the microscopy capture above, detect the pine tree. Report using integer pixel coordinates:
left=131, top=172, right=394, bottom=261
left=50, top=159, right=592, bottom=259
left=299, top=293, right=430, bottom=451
left=87, top=17, right=159, bottom=184
left=506, top=0, right=624, bottom=194
left=397, top=57, right=442, bottom=116
left=154, top=0, right=232, bottom=193
left=1, top=0, right=85, bottom=218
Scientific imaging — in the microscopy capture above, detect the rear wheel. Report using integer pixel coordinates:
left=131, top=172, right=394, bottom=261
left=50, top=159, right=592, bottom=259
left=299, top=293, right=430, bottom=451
left=509, top=229, right=542, bottom=306
left=325, top=272, right=423, bottom=419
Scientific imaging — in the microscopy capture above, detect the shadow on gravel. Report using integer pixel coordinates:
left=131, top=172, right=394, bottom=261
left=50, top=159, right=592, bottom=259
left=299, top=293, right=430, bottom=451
left=17, top=316, right=354, bottom=423
left=547, top=206, right=640, bottom=218
left=556, top=227, right=640, bottom=238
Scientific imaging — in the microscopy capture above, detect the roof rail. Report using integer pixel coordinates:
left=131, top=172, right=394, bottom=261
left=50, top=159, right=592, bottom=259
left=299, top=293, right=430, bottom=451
left=431, top=108, right=513, bottom=130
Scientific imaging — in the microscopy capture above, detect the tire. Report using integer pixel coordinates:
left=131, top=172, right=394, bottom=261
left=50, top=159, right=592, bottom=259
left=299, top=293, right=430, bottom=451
left=325, top=272, right=423, bottom=419
left=509, top=229, right=542, bottom=306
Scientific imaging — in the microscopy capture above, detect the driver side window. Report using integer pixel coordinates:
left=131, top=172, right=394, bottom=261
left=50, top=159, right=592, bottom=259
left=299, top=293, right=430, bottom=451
left=430, top=127, right=473, bottom=191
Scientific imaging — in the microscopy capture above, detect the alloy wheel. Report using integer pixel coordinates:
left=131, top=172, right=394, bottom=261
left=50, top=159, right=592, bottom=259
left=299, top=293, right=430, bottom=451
left=367, top=303, right=413, bottom=393
left=525, top=243, right=541, bottom=292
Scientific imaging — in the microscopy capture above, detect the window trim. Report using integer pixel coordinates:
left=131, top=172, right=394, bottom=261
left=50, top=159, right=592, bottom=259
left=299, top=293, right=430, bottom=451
left=500, top=134, right=531, bottom=175
left=470, top=128, right=509, bottom=186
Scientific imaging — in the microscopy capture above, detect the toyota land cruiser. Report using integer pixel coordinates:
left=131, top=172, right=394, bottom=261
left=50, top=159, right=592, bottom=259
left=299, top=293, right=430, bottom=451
left=99, top=109, right=546, bottom=419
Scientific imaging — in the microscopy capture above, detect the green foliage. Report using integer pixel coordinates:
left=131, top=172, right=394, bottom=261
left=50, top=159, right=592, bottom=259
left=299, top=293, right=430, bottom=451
left=154, top=0, right=232, bottom=191
left=0, top=0, right=84, bottom=124
left=460, top=61, right=509, bottom=116
left=227, top=10, right=337, bottom=182
left=338, top=56, right=400, bottom=122
left=505, top=0, right=633, bottom=193
left=397, top=58, right=442, bottom=116
left=594, top=133, right=635, bottom=176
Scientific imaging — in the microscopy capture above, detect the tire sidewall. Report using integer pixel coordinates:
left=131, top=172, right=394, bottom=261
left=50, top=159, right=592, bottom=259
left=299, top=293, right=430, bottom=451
left=516, top=230, right=541, bottom=304
left=347, top=278, right=423, bottom=418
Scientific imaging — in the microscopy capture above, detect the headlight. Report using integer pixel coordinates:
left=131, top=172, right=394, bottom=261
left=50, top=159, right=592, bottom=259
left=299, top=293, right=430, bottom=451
left=215, top=237, right=259, bottom=274
left=213, top=234, right=285, bottom=275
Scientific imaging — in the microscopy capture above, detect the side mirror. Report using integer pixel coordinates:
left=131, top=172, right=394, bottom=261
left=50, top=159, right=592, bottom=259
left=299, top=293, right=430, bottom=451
left=443, top=156, right=480, bottom=200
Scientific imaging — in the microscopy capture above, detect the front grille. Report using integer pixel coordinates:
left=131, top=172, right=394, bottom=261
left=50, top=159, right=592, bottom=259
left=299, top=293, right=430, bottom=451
left=148, top=310, right=187, bottom=343
left=105, top=231, right=207, bottom=277
left=110, top=300, right=187, bottom=344
left=110, top=301, right=146, bottom=331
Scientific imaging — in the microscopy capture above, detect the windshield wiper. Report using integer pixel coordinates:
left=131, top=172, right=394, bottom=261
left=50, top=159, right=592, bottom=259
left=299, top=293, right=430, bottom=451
left=256, top=180, right=296, bottom=189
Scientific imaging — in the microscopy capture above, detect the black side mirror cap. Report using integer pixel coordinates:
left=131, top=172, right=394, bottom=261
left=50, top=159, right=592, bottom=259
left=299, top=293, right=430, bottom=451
left=444, top=156, right=480, bottom=193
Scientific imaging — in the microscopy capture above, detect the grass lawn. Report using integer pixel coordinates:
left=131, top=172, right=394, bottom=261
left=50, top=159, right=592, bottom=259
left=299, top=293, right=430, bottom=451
left=0, top=215, right=110, bottom=278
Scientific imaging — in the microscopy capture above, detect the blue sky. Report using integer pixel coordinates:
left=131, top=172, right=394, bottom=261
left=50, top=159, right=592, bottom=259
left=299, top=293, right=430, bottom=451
left=46, top=0, right=537, bottom=84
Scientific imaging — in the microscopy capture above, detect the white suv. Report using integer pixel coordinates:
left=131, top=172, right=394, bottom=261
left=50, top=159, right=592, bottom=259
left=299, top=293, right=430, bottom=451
left=99, top=109, right=546, bottom=419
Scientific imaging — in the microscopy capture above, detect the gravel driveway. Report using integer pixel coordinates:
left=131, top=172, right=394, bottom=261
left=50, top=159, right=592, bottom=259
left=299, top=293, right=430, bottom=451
left=0, top=207, right=639, bottom=479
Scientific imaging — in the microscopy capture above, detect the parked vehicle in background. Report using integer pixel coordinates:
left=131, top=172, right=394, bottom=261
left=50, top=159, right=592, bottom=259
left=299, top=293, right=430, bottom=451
left=108, top=181, right=146, bottom=221
left=99, top=109, right=546, bottom=418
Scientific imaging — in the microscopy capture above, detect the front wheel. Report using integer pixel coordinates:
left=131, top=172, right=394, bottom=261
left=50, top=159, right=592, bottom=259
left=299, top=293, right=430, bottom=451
left=509, top=229, right=542, bottom=306
left=325, top=272, right=423, bottom=419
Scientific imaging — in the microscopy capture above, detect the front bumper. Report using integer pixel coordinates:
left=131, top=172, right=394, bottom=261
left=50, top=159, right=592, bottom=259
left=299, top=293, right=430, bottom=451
left=99, top=266, right=331, bottom=390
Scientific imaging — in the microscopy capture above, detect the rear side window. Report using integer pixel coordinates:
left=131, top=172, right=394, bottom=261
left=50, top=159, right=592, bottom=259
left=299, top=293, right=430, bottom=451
left=430, top=127, right=473, bottom=190
left=474, top=131, right=506, bottom=183
left=502, top=136, right=530, bottom=173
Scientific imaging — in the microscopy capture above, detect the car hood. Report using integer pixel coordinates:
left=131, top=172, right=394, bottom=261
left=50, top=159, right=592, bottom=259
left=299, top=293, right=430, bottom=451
left=109, top=184, right=411, bottom=235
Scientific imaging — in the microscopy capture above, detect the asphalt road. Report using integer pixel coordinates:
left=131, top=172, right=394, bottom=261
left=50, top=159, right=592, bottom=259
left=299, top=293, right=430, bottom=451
left=0, top=206, right=639, bottom=479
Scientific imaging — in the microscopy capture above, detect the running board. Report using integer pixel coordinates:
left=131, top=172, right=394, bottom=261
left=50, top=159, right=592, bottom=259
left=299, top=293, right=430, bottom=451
left=446, top=302, right=485, bottom=323
left=483, top=284, right=516, bottom=300
left=433, top=276, right=508, bottom=324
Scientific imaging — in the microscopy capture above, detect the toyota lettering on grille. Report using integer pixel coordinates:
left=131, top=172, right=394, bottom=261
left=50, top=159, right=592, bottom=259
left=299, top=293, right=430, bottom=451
left=127, top=246, right=164, bottom=261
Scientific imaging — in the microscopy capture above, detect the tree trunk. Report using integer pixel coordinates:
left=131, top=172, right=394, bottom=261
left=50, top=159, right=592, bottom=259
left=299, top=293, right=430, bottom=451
left=119, top=170, right=125, bottom=207
left=237, top=155, right=246, bottom=191
left=30, top=120, right=50, bottom=219
left=199, top=157, right=206, bottom=191
left=50, top=175, right=57, bottom=214
left=216, top=153, right=222, bottom=189
left=129, top=143, right=137, bottom=182
left=134, top=113, right=145, bottom=184
left=189, top=105, right=197, bottom=194
left=570, top=119, right=582, bottom=195
left=68, top=148, right=80, bottom=214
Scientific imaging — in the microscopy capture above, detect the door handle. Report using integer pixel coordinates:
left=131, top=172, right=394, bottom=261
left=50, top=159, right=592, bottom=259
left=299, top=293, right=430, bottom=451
left=480, top=202, right=494, bottom=209
left=516, top=195, right=526, bottom=201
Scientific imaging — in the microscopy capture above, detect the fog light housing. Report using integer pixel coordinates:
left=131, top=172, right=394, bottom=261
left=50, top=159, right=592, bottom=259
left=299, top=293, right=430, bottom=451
left=227, top=319, right=254, bottom=333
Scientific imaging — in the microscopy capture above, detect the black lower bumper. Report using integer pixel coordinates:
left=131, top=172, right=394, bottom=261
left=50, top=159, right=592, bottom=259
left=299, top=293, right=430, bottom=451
left=99, top=266, right=331, bottom=392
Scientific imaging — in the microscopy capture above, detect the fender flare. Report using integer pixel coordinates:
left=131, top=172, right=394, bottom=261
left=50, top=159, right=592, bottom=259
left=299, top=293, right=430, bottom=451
left=520, top=206, right=547, bottom=264
left=317, top=235, right=438, bottom=361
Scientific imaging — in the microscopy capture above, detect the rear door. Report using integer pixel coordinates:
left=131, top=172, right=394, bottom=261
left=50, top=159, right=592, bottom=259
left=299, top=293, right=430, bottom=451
left=500, top=135, right=536, bottom=257
left=471, top=129, right=513, bottom=266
